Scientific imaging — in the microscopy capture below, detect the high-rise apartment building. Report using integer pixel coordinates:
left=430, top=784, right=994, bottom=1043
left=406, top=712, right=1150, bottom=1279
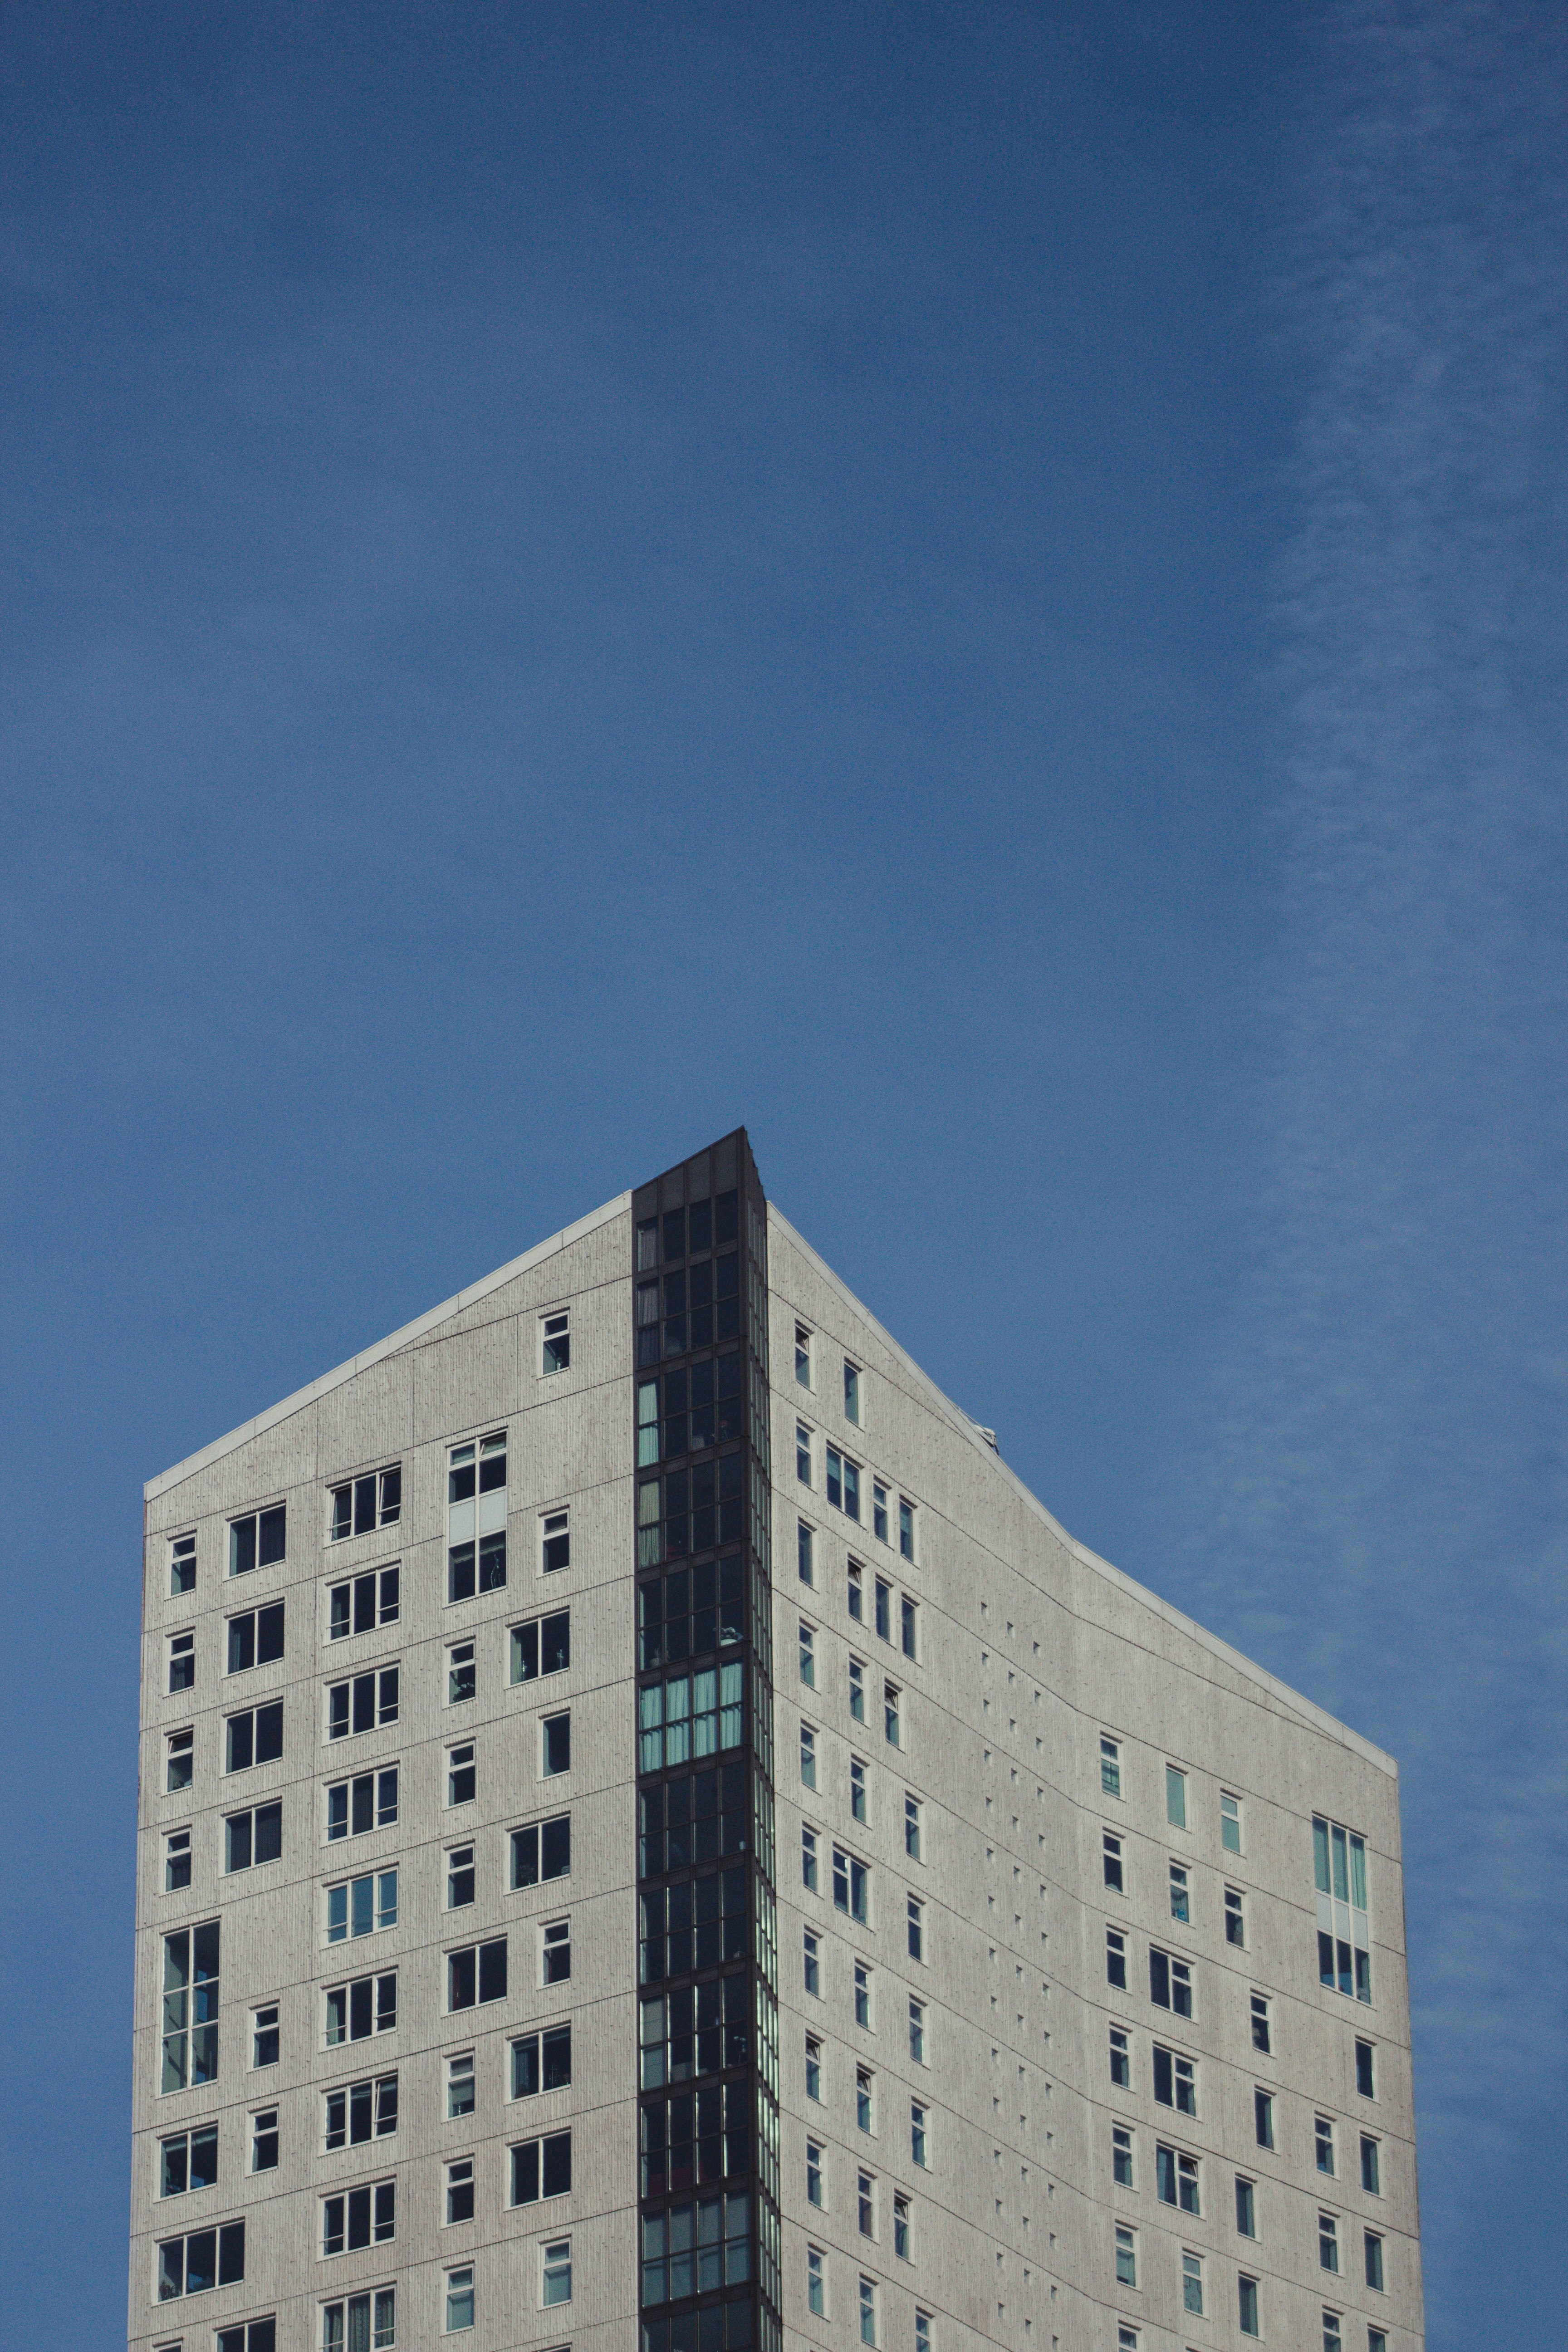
left=133, top=1130, right=1423, bottom=2352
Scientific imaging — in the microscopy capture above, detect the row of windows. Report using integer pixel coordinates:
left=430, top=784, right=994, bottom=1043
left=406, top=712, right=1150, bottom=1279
left=636, top=1249, right=743, bottom=1365
left=799, top=2039, right=931, bottom=2161
left=1110, top=2119, right=1387, bottom=2240
left=803, top=2252, right=933, bottom=2347
left=795, top=1426, right=915, bottom=1560
left=793, top=1320, right=864, bottom=1429
left=1101, top=1736, right=1245, bottom=1850
left=1107, top=2020, right=1381, bottom=2139
left=1112, top=2233, right=1389, bottom=2336
left=804, top=2150, right=916, bottom=2253
left=1104, top=1833, right=1249, bottom=1945
left=155, top=2230, right=570, bottom=2330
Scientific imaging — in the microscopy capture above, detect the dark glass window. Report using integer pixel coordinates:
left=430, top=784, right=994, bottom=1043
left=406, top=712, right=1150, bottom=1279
left=638, top=1761, right=747, bottom=1876
left=512, top=1814, right=572, bottom=1887
left=639, top=1971, right=749, bottom=2087
left=639, top=1864, right=749, bottom=1982
left=639, top=1555, right=745, bottom=1669
left=512, top=2023, right=573, bottom=2097
left=640, top=2077, right=749, bottom=2197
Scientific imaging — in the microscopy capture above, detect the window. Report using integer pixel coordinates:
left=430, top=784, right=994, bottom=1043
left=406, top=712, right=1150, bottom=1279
left=901, top=1596, right=918, bottom=1659
left=324, top=1972, right=397, bottom=2043
left=1369, top=2334, right=1388, bottom=2352
left=638, top=1555, right=745, bottom=1668
left=230, top=1506, right=285, bottom=1578
left=227, top=1603, right=285, bottom=1674
left=833, top=1846, right=869, bottom=1922
left=844, top=1360, right=861, bottom=1422
left=447, top=1644, right=475, bottom=1706
left=1153, top=2045, right=1197, bottom=2117
left=326, top=1768, right=399, bottom=1844
left=637, top=1661, right=745, bottom=1769
left=1112, top=2125, right=1133, bottom=2186
left=800, top=1621, right=816, bottom=1686
left=541, top=2238, right=572, bottom=2306
left=541, top=1710, right=571, bottom=1775
left=217, top=2322, right=278, bottom=2352
left=1100, top=1736, right=1122, bottom=1798
left=1365, top=2231, right=1384, bottom=2290
left=858, top=2169, right=875, bottom=2236
left=448, top=1432, right=506, bottom=1600
left=448, top=1744, right=475, bottom=1806
left=448, top=1939, right=507, bottom=2010
left=1166, top=1765, right=1187, bottom=1828
left=512, top=1610, right=570, bottom=1683
left=638, top=1375, right=659, bottom=1465
left=804, top=1928, right=821, bottom=1994
left=511, top=2024, right=572, bottom=2096
left=884, top=1681, right=902, bottom=1746
left=849, top=1656, right=866, bottom=1721
left=1117, top=2335, right=1138, bottom=2352
left=1221, top=1792, right=1242, bottom=1852
left=1114, top=2223, right=1136, bottom=2286
left=251, top=2004, right=279, bottom=2068
left=875, top=1577, right=892, bottom=1641
left=848, top=1559, right=864, bottom=1619
left=1235, top=2176, right=1256, bottom=2235
left=165, top=1829, right=191, bottom=1891
left=797, top=1424, right=813, bottom=1484
left=542, top=1919, right=570, bottom=1983
left=1156, top=2145, right=1200, bottom=2214
left=801, top=1822, right=819, bottom=1892
left=898, top=1497, right=915, bottom=1560
left=1171, top=2251, right=1203, bottom=2320
left=170, top=1534, right=196, bottom=1595
left=1356, top=2039, right=1376, bottom=2099
left=1313, top=1815, right=1372, bottom=2002
left=799, top=1521, right=814, bottom=1585
left=1360, top=2134, right=1381, bottom=2193
left=1254, top=2089, right=1274, bottom=2148
left=854, top=1960, right=872, bottom=2028
left=911, top=2099, right=928, bottom=2166
left=796, top=1324, right=812, bottom=1386
left=907, top=1896, right=925, bottom=1963
left=327, top=1664, right=398, bottom=1737
left=857, top=2067, right=873, bottom=2132
left=329, top=1565, right=400, bottom=1641
left=1147, top=1947, right=1194, bottom=2023
left=541, top=1510, right=570, bottom=1574
left=445, top=2269, right=474, bottom=2333
left=225, top=1803, right=282, bottom=1873
left=1109, top=2026, right=1130, bottom=2087
left=1238, top=2274, right=1259, bottom=2336
left=1319, top=2212, right=1339, bottom=2272
left=1250, top=1993, right=1271, bottom=2053
left=1225, top=1886, right=1246, bottom=1947
left=800, top=1723, right=817, bottom=1788
left=908, top=1996, right=926, bottom=2063
left=827, top=1446, right=862, bottom=1521
left=157, top=2218, right=245, bottom=2299
left=541, top=1310, right=570, bottom=1373
left=325, top=2074, right=397, bottom=2150
left=447, top=1845, right=475, bottom=1909
left=448, top=2052, right=475, bottom=2117
left=850, top=1755, right=867, bottom=1822
left=326, top=1870, right=397, bottom=1940
left=1322, top=2315, right=1342, bottom=2352
left=905, top=1793, right=922, bottom=1860
left=160, top=2123, right=218, bottom=2196
left=329, top=1466, right=401, bottom=1542
left=1315, top=2114, right=1336, bottom=2175
left=1168, top=1863, right=1189, bottom=1922
left=807, top=2245, right=826, bottom=2317
left=1103, top=1832, right=1124, bottom=1893
left=227, top=1702, right=284, bottom=1773
left=511, top=2130, right=572, bottom=2203
left=167, top=1727, right=194, bottom=1793
left=860, top=2274, right=877, bottom=2345
left=1106, top=1928, right=1127, bottom=1989
left=512, top=1813, right=571, bottom=1887
left=162, top=1923, right=220, bottom=2092
left=873, top=1484, right=889, bottom=1544
left=805, top=2035, right=823, bottom=2100
left=916, top=2312, right=932, bottom=2352
left=807, top=2139, right=823, bottom=2206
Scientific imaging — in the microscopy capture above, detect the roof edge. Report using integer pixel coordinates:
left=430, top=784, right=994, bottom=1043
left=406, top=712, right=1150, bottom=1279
left=766, top=1204, right=1397, bottom=1779
left=145, top=1190, right=632, bottom=1504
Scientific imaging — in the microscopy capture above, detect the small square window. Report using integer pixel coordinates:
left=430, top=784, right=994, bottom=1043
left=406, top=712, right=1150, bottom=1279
left=541, top=1312, right=570, bottom=1374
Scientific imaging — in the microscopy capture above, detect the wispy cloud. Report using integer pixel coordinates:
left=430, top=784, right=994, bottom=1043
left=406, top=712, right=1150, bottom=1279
left=1162, top=3, right=1568, bottom=2331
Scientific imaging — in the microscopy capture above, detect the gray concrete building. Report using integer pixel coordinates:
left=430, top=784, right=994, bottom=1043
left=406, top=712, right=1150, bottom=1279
left=133, top=1129, right=1424, bottom=2352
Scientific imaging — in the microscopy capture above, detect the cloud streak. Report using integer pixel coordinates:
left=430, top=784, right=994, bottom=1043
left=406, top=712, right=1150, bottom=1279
left=1162, top=4, right=1568, bottom=2336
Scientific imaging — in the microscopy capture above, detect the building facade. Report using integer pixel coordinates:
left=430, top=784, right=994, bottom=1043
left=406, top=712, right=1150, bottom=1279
left=133, top=1129, right=1424, bottom=2352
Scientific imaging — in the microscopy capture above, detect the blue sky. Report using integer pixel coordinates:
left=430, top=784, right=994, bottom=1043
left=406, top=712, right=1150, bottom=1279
left=2, top=3, right=1564, bottom=2341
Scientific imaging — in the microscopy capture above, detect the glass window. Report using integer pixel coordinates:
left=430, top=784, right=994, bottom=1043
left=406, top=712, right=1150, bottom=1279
left=799, top=1521, right=814, bottom=1585
left=1221, top=1791, right=1242, bottom=1851
left=795, top=1325, right=812, bottom=1386
left=445, top=2266, right=474, bottom=2332
left=1112, top=2125, right=1133, bottom=2186
left=1235, top=2175, right=1256, bottom=2235
left=170, top=1534, right=196, bottom=1595
left=1114, top=2224, right=1136, bottom=2286
left=1169, top=1862, right=1189, bottom=1921
left=541, top=2239, right=572, bottom=2306
left=1103, top=1832, right=1124, bottom=1892
left=1166, top=1765, right=1187, bottom=1828
left=1100, top=1736, right=1121, bottom=1798
left=1109, top=2026, right=1130, bottom=2087
left=1361, top=2135, right=1381, bottom=2194
left=1239, top=2275, right=1260, bottom=2337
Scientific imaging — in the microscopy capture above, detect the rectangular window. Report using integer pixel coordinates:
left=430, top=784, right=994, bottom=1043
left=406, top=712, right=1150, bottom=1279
left=323, top=1972, right=397, bottom=2044
left=1166, top=1764, right=1187, bottom=1828
left=898, top=1498, right=915, bottom=1560
left=511, top=1813, right=571, bottom=1887
left=160, top=2123, right=219, bottom=2197
left=1106, top=1928, right=1127, bottom=1989
left=637, top=1661, right=745, bottom=1770
left=157, top=2217, right=245, bottom=2299
left=797, top=1423, right=813, bottom=1485
left=799, top=1521, right=814, bottom=1585
left=1360, top=2134, right=1381, bottom=2194
left=447, top=1432, right=507, bottom=1601
left=856, top=2067, right=873, bottom=2132
left=541, top=1509, right=570, bottom=1574
left=541, top=1710, right=571, bottom=1776
left=911, top=2099, right=928, bottom=2166
left=1322, top=2314, right=1342, bottom=2352
left=1100, top=1735, right=1121, bottom=1798
left=1356, top=2039, right=1376, bottom=2099
left=806, top=2034, right=823, bottom=2098
left=1114, top=2224, right=1136, bottom=2286
left=844, top=1361, right=861, bottom=1423
left=1235, top=2175, right=1256, bottom=2235
left=328, top=1467, right=401, bottom=1542
left=1221, top=1791, right=1242, bottom=1852
left=447, top=1744, right=475, bottom=1806
left=225, top=1802, right=283, bottom=1873
left=800, top=1621, right=816, bottom=1686
left=826, top=1447, right=862, bottom=1521
left=804, top=1930, right=821, bottom=1995
left=1365, top=2231, right=1384, bottom=2290
left=1225, top=1886, right=1246, bottom=1946
left=447, top=1643, right=475, bottom=1705
left=1109, top=2026, right=1130, bottom=2087
left=328, top=1566, right=400, bottom=1641
left=1150, top=1945, right=1192, bottom=2016
left=252, top=2004, right=279, bottom=2068
left=541, top=1310, right=570, bottom=1374
left=227, top=1603, right=285, bottom=1674
left=321, top=2182, right=395, bottom=2258
left=226, top=1701, right=284, bottom=1772
left=833, top=1846, right=870, bottom=1922
left=218, top=2317, right=278, bottom=2352
left=874, top=1577, right=891, bottom=1641
left=161, top=1923, right=220, bottom=2093
left=1156, top=2145, right=1201, bottom=2214
left=512, top=1610, right=570, bottom=1682
left=872, top=1484, right=889, bottom=1544
left=1112, top=2124, right=1133, bottom=2186
left=542, top=1919, right=570, bottom=1984
left=168, top=1628, right=195, bottom=1693
left=802, top=1822, right=819, bottom=1891
left=1239, top=2275, right=1259, bottom=2336
left=1315, top=2115, right=1336, bottom=2175
left=907, top=1896, right=925, bottom=1962
left=795, top=1323, right=812, bottom=1385
left=324, top=2073, right=398, bottom=2150
left=1168, top=1862, right=1189, bottom=1921
left=807, top=2138, right=823, bottom=2206
left=1183, top=2250, right=1204, bottom=2314
left=901, top=1595, right=917, bottom=1659
left=908, top=1996, right=926, bottom=2064
left=905, top=1793, right=922, bottom=1860
left=916, top=2313, right=931, bottom=2352
left=325, top=1870, right=397, bottom=1941
left=445, top=2266, right=474, bottom=2333
left=165, top=1829, right=191, bottom=1891
left=884, top=1681, right=901, bottom=1746
left=807, top=2247, right=825, bottom=2318
left=326, top=1767, right=399, bottom=1842
left=448, top=1938, right=508, bottom=2010
left=511, top=2024, right=572, bottom=2097
left=848, top=1558, right=864, bottom=1618
left=170, top=1534, right=196, bottom=1595
left=511, top=2129, right=573, bottom=2203
left=1103, top=1831, right=1124, bottom=1892
left=1313, top=1813, right=1372, bottom=2001
left=849, top=1656, right=866, bottom=1721
left=854, top=1960, right=872, bottom=2028
left=326, top=1663, right=398, bottom=1737
left=448, top=2052, right=475, bottom=2117
left=230, top=1505, right=286, bottom=1578
left=1250, top=1993, right=1271, bottom=2053
left=1319, top=2212, right=1340, bottom=2272
left=1254, top=2088, right=1274, bottom=2148
left=541, top=2238, right=572, bottom=2306
left=858, top=2169, right=875, bottom=2236
left=850, top=1755, right=867, bottom=1822
left=1153, top=2045, right=1197, bottom=2116
left=447, top=1845, right=475, bottom=1910
left=859, top=2275, right=877, bottom=2345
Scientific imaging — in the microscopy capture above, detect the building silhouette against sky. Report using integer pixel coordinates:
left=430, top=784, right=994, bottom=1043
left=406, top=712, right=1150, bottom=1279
left=134, top=1129, right=1423, bottom=2352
